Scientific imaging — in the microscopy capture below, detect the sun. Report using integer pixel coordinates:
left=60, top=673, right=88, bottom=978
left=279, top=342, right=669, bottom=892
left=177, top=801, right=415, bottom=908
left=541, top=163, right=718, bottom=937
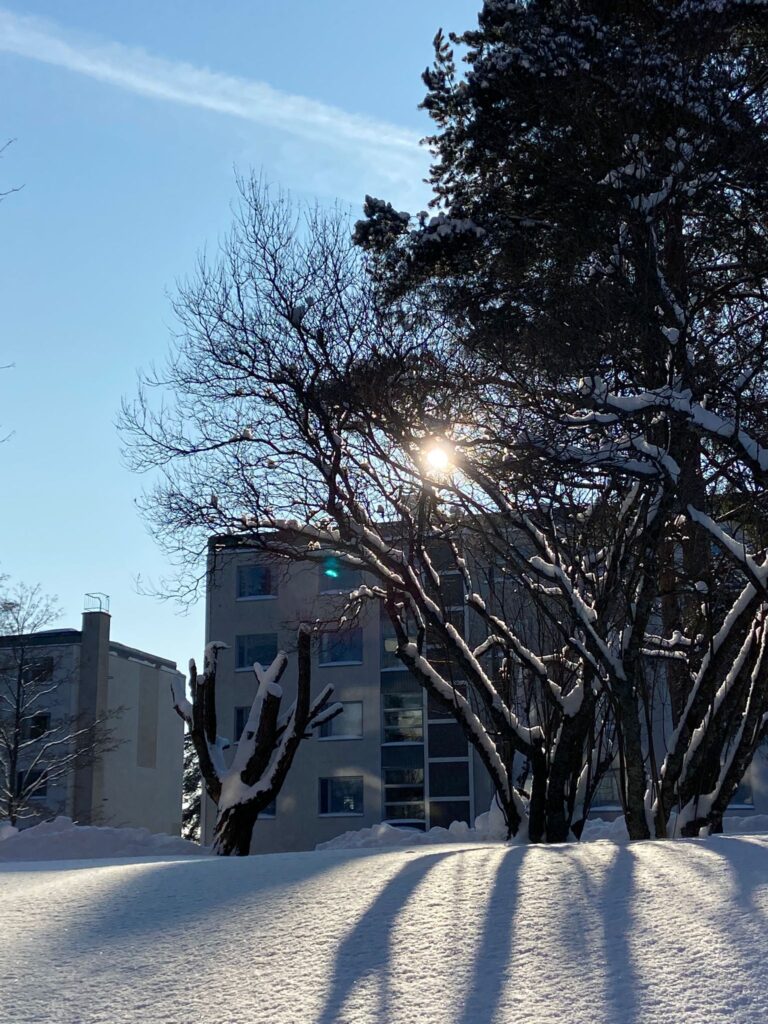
left=424, top=444, right=451, bottom=473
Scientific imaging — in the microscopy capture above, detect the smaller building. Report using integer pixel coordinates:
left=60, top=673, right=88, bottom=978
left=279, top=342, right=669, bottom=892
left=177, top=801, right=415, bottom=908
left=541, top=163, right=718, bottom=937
left=0, top=604, right=184, bottom=835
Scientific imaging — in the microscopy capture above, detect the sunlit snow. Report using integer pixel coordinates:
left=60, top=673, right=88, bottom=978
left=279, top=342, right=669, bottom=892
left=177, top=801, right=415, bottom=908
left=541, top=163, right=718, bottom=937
left=3, top=828, right=768, bottom=1023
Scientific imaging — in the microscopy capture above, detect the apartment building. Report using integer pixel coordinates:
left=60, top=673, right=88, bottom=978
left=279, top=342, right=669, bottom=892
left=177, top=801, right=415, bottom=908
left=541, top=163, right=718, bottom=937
left=0, top=602, right=184, bottom=834
left=202, top=540, right=495, bottom=853
left=203, top=537, right=768, bottom=852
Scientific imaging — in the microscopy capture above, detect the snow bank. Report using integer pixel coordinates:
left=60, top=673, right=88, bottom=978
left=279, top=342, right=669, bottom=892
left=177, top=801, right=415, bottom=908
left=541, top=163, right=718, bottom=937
left=318, top=807, right=768, bottom=851
left=317, top=799, right=510, bottom=851
left=0, top=820, right=17, bottom=843
left=0, top=816, right=208, bottom=862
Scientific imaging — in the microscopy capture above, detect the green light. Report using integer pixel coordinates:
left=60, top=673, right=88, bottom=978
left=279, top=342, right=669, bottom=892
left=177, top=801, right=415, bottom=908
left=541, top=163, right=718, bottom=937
left=323, top=557, right=340, bottom=579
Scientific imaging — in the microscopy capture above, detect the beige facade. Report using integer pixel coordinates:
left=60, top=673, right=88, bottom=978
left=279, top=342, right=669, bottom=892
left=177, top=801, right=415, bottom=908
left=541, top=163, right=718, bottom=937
left=2, top=610, right=184, bottom=834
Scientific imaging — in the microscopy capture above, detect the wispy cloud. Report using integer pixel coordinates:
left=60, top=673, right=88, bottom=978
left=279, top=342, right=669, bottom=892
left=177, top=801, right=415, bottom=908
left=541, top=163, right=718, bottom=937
left=0, top=8, right=426, bottom=171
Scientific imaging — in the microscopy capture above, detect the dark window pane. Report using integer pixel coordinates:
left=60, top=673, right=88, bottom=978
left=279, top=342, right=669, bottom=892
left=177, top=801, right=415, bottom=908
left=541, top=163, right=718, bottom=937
left=429, top=761, right=469, bottom=798
left=319, top=702, right=363, bottom=738
left=17, top=769, right=48, bottom=798
left=429, top=800, right=470, bottom=828
left=381, top=745, right=423, bottom=769
left=234, top=706, right=250, bottom=738
left=319, top=777, right=364, bottom=815
left=385, top=802, right=425, bottom=821
left=26, top=712, right=51, bottom=741
left=22, top=658, right=54, bottom=684
left=427, top=685, right=466, bottom=720
left=428, top=541, right=459, bottom=572
left=319, top=628, right=363, bottom=665
left=440, top=575, right=465, bottom=608
left=383, top=767, right=424, bottom=786
left=385, top=785, right=424, bottom=802
left=237, top=565, right=274, bottom=598
left=383, top=693, right=422, bottom=710
left=236, top=634, right=278, bottom=670
left=380, top=672, right=421, bottom=695
left=428, top=722, right=468, bottom=758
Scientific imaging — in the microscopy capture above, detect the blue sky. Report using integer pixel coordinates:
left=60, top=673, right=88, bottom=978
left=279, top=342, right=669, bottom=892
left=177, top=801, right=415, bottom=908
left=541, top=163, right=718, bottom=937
left=0, top=1, right=479, bottom=672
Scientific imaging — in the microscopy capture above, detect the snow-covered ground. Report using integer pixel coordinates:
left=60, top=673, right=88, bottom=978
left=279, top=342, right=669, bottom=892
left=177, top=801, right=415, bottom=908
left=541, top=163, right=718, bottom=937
left=3, top=830, right=768, bottom=1024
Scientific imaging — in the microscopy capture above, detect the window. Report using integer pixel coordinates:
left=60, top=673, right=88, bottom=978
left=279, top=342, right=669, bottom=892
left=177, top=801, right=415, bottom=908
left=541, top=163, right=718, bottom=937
left=319, top=702, right=363, bottom=739
left=237, top=565, right=275, bottom=599
left=260, top=799, right=276, bottom=818
left=382, top=691, right=423, bottom=743
left=429, top=762, right=469, bottom=798
left=429, top=800, right=470, bottom=828
left=22, top=658, right=54, bottom=684
left=236, top=633, right=278, bottom=671
left=23, top=712, right=51, bottom=741
left=427, top=685, right=466, bottom=721
left=380, top=606, right=418, bottom=671
left=383, top=764, right=425, bottom=824
left=319, top=776, right=364, bottom=816
left=17, top=769, right=47, bottom=799
left=319, top=560, right=361, bottom=593
left=234, top=705, right=251, bottom=739
left=592, top=771, right=621, bottom=809
left=319, top=628, right=363, bottom=665
left=427, top=722, right=467, bottom=758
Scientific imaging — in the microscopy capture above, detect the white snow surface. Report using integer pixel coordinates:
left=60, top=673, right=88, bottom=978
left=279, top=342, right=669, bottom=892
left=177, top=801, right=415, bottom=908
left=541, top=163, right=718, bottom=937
left=0, top=816, right=206, bottom=862
left=3, top=829, right=768, bottom=1023
left=316, top=809, right=768, bottom=850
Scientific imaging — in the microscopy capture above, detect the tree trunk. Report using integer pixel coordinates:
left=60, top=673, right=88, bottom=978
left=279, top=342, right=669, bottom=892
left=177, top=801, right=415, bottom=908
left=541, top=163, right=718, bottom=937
left=213, top=803, right=260, bottom=856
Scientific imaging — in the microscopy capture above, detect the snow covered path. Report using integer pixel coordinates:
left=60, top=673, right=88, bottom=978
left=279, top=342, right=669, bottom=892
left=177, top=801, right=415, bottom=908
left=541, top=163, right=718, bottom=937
left=3, top=836, right=768, bottom=1024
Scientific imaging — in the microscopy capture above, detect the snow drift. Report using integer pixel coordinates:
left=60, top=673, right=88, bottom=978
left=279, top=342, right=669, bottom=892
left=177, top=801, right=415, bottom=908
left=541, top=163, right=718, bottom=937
left=0, top=816, right=206, bottom=862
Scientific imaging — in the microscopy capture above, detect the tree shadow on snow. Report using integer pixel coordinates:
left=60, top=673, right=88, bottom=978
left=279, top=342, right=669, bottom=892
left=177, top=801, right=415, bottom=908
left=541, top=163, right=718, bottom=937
left=568, top=842, right=640, bottom=1024
left=456, top=842, right=639, bottom=1024
left=315, top=848, right=462, bottom=1024
left=454, top=844, right=527, bottom=1024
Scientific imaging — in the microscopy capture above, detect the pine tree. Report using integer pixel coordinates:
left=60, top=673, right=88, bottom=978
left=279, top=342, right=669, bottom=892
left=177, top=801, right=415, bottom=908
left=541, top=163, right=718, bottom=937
left=181, top=732, right=201, bottom=843
left=354, top=0, right=768, bottom=836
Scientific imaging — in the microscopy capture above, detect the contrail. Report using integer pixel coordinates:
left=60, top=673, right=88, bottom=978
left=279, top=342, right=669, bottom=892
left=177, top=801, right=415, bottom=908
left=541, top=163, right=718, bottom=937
left=0, top=9, right=424, bottom=165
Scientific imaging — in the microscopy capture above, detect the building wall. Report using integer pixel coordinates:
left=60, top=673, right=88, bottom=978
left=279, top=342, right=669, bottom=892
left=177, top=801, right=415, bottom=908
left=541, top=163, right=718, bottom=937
left=97, top=649, right=184, bottom=834
left=1, top=614, right=184, bottom=834
left=204, top=546, right=487, bottom=853
left=204, top=542, right=768, bottom=852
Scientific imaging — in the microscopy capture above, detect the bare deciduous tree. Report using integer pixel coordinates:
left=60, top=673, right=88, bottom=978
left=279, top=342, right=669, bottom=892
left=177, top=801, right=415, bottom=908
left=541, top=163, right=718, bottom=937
left=0, top=582, right=118, bottom=825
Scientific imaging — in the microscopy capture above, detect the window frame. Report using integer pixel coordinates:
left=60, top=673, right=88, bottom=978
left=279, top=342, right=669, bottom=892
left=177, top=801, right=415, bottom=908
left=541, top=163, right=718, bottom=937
left=318, top=628, right=364, bottom=667
left=23, top=711, right=52, bottom=742
left=318, top=775, right=365, bottom=817
left=235, top=633, right=279, bottom=672
left=318, top=701, right=363, bottom=740
left=236, top=564, right=277, bottom=601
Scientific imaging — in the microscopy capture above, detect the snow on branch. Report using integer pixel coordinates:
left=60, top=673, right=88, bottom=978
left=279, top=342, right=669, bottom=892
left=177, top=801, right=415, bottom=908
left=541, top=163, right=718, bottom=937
left=177, top=628, right=342, bottom=855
